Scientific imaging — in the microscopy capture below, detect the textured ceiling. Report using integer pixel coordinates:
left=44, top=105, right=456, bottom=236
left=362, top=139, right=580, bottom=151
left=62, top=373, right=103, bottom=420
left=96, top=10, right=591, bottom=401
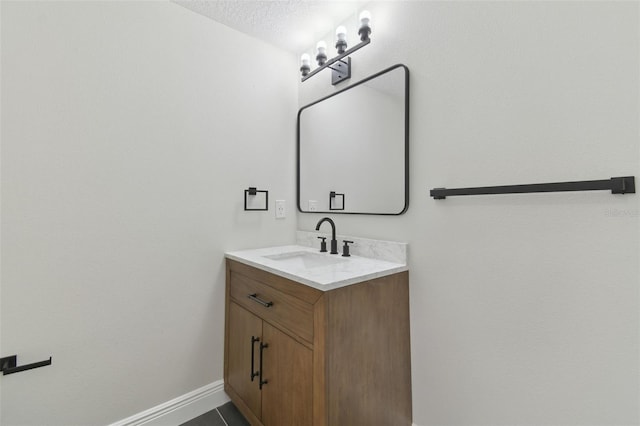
left=173, top=0, right=369, bottom=55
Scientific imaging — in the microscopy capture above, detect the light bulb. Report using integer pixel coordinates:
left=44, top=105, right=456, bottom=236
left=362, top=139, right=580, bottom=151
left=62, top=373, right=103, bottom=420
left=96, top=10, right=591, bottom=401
left=315, top=41, right=327, bottom=66
left=359, top=10, right=371, bottom=27
left=357, top=10, right=372, bottom=42
left=335, top=26, right=348, bottom=54
left=300, top=53, right=311, bottom=77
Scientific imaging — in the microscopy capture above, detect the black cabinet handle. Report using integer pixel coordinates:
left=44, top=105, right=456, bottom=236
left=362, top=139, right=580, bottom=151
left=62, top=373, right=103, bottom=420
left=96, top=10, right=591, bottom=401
left=259, top=342, right=269, bottom=389
left=248, top=293, right=273, bottom=308
left=250, top=336, right=260, bottom=382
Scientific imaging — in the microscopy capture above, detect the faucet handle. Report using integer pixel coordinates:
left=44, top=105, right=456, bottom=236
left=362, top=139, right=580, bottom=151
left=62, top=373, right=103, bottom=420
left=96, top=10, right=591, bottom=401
left=317, top=236, right=327, bottom=253
left=342, top=240, right=354, bottom=257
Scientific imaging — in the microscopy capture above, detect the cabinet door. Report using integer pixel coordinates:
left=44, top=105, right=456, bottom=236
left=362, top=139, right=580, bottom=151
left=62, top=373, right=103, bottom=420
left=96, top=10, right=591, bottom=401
left=261, top=323, right=313, bottom=426
left=227, top=302, right=263, bottom=418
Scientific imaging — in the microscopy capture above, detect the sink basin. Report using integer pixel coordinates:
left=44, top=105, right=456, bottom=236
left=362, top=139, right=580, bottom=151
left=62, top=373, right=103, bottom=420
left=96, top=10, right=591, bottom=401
left=263, top=251, right=348, bottom=269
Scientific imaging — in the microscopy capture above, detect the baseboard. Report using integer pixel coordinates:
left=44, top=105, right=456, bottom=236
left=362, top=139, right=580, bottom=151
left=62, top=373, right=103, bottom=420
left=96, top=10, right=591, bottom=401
left=109, top=380, right=229, bottom=426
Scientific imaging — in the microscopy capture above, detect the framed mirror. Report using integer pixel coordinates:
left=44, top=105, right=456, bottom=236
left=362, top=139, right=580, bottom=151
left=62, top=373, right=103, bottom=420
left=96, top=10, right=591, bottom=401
left=297, top=64, right=409, bottom=215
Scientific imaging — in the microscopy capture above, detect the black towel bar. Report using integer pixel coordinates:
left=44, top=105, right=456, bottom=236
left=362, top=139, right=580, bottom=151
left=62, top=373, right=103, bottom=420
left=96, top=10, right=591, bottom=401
left=0, top=355, right=52, bottom=375
left=430, top=176, right=635, bottom=199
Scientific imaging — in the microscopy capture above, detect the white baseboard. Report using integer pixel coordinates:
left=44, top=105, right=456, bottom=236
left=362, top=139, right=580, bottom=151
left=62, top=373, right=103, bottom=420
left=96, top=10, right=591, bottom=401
left=109, top=379, right=418, bottom=426
left=109, top=380, right=229, bottom=426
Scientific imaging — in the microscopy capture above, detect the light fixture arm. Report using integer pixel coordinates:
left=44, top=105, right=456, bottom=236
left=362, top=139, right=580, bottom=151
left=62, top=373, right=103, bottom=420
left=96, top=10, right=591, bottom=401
left=301, top=38, right=370, bottom=82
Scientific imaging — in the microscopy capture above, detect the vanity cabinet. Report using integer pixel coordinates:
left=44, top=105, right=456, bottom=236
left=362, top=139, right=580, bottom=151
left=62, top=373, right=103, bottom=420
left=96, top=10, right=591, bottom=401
left=224, top=259, right=412, bottom=426
left=227, top=302, right=313, bottom=425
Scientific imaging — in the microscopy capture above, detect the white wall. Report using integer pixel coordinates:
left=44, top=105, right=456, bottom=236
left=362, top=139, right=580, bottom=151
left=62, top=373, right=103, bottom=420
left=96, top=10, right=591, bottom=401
left=3, top=2, right=638, bottom=425
left=298, top=2, right=639, bottom=425
left=0, top=1, right=297, bottom=424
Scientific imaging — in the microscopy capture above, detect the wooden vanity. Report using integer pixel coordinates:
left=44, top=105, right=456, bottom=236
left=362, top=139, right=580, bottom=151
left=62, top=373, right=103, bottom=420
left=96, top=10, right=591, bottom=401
left=224, top=255, right=412, bottom=426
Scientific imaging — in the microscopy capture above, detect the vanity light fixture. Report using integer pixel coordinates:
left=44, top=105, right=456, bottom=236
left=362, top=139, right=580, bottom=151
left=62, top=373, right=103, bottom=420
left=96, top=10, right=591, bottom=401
left=299, top=10, right=372, bottom=85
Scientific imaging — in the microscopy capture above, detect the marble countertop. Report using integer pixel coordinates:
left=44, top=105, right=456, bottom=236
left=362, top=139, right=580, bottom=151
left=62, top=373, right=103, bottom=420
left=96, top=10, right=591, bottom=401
left=225, top=244, right=408, bottom=291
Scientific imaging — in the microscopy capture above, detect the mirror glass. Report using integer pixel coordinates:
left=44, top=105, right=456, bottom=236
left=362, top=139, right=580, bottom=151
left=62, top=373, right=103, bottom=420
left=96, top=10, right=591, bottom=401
left=297, top=64, right=409, bottom=215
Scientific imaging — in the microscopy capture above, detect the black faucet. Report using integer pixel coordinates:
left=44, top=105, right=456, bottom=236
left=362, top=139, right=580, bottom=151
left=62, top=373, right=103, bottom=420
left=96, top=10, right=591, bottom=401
left=315, top=217, right=338, bottom=254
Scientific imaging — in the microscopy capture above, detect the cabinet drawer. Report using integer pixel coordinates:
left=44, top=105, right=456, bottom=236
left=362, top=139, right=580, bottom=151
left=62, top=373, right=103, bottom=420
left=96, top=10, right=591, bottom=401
left=230, top=271, right=314, bottom=343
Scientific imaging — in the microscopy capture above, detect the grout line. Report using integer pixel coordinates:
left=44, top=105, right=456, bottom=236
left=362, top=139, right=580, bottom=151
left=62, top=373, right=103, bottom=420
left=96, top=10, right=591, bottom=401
left=216, top=408, right=230, bottom=426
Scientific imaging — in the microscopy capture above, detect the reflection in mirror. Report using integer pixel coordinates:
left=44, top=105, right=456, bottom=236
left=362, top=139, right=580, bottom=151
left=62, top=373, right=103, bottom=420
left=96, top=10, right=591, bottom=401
left=297, top=64, right=409, bottom=215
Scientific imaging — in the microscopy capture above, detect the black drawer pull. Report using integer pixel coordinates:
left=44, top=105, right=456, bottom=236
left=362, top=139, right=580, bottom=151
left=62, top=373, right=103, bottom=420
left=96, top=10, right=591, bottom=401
left=248, top=293, right=273, bottom=308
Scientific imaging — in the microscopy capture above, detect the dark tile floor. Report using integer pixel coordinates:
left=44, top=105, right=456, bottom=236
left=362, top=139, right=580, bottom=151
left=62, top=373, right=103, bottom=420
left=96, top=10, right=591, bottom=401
left=180, top=401, right=249, bottom=426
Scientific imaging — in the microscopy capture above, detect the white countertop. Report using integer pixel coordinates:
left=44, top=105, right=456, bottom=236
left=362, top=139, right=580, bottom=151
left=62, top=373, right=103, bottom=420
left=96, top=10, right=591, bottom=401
left=225, top=245, right=408, bottom=291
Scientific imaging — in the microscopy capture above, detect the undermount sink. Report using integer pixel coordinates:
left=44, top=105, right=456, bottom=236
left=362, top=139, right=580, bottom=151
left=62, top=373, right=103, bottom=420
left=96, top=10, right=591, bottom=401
left=262, top=250, right=348, bottom=269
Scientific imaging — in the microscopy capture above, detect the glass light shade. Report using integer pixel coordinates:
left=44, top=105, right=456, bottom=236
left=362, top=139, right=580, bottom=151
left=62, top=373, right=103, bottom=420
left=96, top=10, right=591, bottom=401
left=300, top=53, right=311, bottom=66
left=316, top=40, right=327, bottom=54
left=359, top=10, right=371, bottom=27
left=335, top=26, right=347, bottom=41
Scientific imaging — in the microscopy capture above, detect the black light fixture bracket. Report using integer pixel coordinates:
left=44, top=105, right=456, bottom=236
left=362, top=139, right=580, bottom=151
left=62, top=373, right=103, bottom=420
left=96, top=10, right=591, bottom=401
left=301, top=38, right=370, bottom=84
left=329, top=57, right=351, bottom=85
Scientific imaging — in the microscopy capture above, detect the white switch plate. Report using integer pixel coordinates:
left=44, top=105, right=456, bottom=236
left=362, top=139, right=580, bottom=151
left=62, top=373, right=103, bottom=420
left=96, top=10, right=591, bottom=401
left=275, top=200, right=286, bottom=219
left=308, top=200, right=318, bottom=211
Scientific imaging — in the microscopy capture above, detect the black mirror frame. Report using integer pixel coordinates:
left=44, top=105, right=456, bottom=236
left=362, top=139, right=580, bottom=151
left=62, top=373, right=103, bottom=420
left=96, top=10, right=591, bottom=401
left=297, top=64, right=410, bottom=215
